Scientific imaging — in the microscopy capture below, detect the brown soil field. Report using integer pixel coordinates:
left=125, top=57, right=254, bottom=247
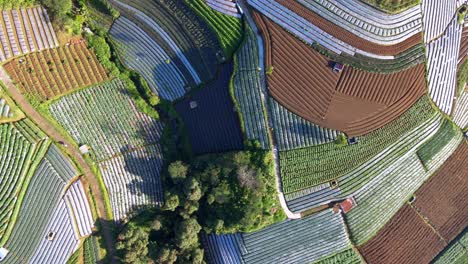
left=413, top=142, right=468, bottom=242
left=458, top=27, right=468, bottom=68
left=253, top=11, right=426, bottom=136
left=4, top=41, right=108, bottom=101
left=274, top=0, right=422, bottom=55
left=359, top=205, right=447, bottom=264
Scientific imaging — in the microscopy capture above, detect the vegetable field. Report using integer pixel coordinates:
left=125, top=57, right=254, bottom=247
left=50, top=78, right=165, bottom=222
left=110, top=16, right=190, bottom=101
left=232, top=23, right=269, bottom=149
left=175, top=62, right=243, bottom=155
left=4, top=41, right=108, bottom=101
left=417, top=120, right=459, bottom=166
left=204, top=209, right=352, bottom=264
left=184, top=0, right=243, bottom=58
left=311, top=248, right=362, bottom=264
left=1, top=144, right=77, bottom=264
left=50, top=78, right=163, bottom=161
left=433, top=230, right=468, bottom=264
left=358, top=205, right=446, bottom=264
left=111, top=0, right=221, bottom=82
left=279, top=96, right=436, bottom=194
left=0, top=91, right=24, bottom=123
left=0, top=7, right=58, bottom=62
left=0, top=119, right=50, bottom=245
left=413, top=142, right=468, bottom=242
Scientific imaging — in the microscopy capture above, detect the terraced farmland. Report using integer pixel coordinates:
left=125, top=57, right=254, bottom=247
left=294, top=0, right=422, bottom=45
left=1, top=145, right=78, bottom=263
left=203, top=209, right=352, bottom=264
left=433, top=230, right=468, bottom=264
left=4, top=41, right=108, bottom=101
left=249, top=0, right=422, bottom=58
left=279, top=96, right=436, bottom=194
left=184, top=0, right=243, bottom=57
left=99, top=144, right=164, bottom=221
left=285, top=104, right=442, bottom=213
left=205, top=0, right=241, bottom=18
left=453, top=91, right=468, bottom=128
left=0, top=119, right=50, bottom=244
left=426, top=18, right=462, bottom=114
left=175, top=63, right=243, bottom=155
left=423, top=0, right=458, bottom=42
left=50, top=78, right=165, bottom=221
left=232, top=24, right=269, bottom=149
left=0, top=7, right=58, bottom=62
left=110, top=16, right=191, bottom=101
left=64, top=180, right=94, bottom=238
left=269, top=97, right=340, bottom=151
left=253, top=11, right=426, bottom=136
left=413, top=142, right=468, bottom=242
left=346, top=129, right=463, bottom=245
left=358, top=205, right=447, bottom=264
left=50, top=78, right=162, bottom=161
left=0, top=91, right=24, bottom=123
left=311, top=248, right=362, bottom=264
left=110, top=0, right=221, bottom=82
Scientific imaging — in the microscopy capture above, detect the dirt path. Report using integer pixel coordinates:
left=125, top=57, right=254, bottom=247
left=0, top=67, right=117, bottom=262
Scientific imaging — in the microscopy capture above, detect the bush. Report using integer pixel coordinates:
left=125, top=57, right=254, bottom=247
left=266, top=66, right=274, bottom=75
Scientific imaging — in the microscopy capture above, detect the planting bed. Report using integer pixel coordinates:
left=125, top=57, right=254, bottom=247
left=111, top=0, right=221, bottom=82
left=433, top=230, right=468, bottom=264
left=423, top=0, right=458, bottom=42
left=253, top=11, right=426, bottom=136
left=110, top=16, right=190, bottom=101
left=64, top=180, right=94, bottom=238
left=175, top=63, right=243, bottom=155
left=413, top=142, right=468, bottom=242
left=426, top=18, right=462, bottom=114
left=50, top=79, right=165, bottom=222
left=4, top=42, right=108, bottom=101
left=205, top=0, right=241, bottom=18
left=0, top=7, right=58, bottom=62
left=358, top=205, right=446, bottom=264
left=278, top=96, right=436, bottom=194
left=453, top=91, right=468, bottom=129
left=185, top=0, right=243, bottom=57
left=232, top=24, right=269, bottom=149
left=203, top=209, right=351, bottom=264
left=50, top=78, right=163, bottom=161
left=416, top=120, right=459, bottom=166
left=311, top=248, right=362, bottom=264
left=2, top=145, right=78, bottom=263
left=0, top=119, right=50, bottom=245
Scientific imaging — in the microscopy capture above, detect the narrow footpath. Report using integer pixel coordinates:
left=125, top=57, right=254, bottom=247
left=238, top=0, right=301, bottom=219
left=0, top=68, right=117, bottom=262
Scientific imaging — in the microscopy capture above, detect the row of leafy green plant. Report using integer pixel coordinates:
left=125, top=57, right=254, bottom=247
left=279, top=96, right=437, bottom=194
left=417, top=119, right=459, bottom=166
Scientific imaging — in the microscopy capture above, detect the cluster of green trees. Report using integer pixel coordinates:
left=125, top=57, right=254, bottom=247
left=0, top=0, right=35, bottom=8
left=116, top=146, right=285, bottom=263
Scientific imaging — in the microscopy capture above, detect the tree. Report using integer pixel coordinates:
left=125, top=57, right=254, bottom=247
left=41, top=0, right=72, bottom=26
left=164, top=191, right=180, bottom=211
left=183, top=177, right=202, bottom=201
left=156, top=247, right=178, bottom=264
left=174, top=218, right=201, bottom=250
left=168, top=161, right=188, bottom=183
left=116, top=225, right=150, bottom=263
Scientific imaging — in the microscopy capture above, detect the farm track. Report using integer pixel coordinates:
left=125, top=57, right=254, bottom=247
left=253, top=11, right=426, bottom=136
left=274, top=0, right=422, bottom=56
left=0, top=68, right=117, bottom=262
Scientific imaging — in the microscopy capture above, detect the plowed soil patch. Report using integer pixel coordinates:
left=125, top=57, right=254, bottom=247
left=413, top=142, right=468, bottom=242
left=458, top=27, right=468, bottom=67
left=275, top=0, right=422, bottom=55
left=359, top=205, right=446, bottom=264
left=253, top=11, right=426, bottom=136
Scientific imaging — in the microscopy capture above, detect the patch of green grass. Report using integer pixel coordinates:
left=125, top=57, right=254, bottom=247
left=359, top=0, right=421, bottom=13
left=183, top=0, right=244, bottom=59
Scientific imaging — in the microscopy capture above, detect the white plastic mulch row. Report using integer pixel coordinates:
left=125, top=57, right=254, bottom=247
left=422, top=0, right=457, bottom=42
left=29, top=200, right=80, bottom=264
left=247, top=0, right=395, bottom=59
left=64, top=180, right=94, bottom=238
left=206, top=0, right=242, bottom=18
left=296, top=0, right=422, bottom=45
left=426, top=18, right=462, bottom=115
left=0, top=7, right=58, bottom=62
